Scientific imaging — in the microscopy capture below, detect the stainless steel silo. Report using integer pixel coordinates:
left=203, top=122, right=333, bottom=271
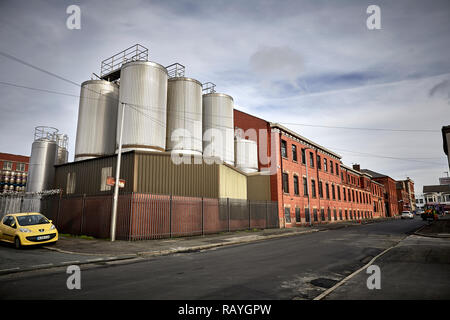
left=117, top=61, right=168, bottom=152
left=234, top=138, right=258, bottom=173
left=56, top=134, right=69, bottom=165
left=75, top=80, right=119, bottom=161
left=26, top=127, right=58, bottom=193
left=166, top=77, right=202, bottom=155
left=202, top=93, right=234, bottom=165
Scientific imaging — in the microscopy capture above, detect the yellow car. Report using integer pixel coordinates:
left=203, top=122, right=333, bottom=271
left=0, top=213, right=58, bottom=249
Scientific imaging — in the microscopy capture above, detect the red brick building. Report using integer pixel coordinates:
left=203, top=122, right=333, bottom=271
left=360, top=169, right=399, bottom=217
left=0, top=152, right=30, bottom=192
left=234, top=109, right=388, bottom=227
left=396, top=178, right=415, bottom=213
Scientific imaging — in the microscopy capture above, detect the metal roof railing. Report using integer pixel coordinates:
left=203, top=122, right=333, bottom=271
left=100, top=44, right=149, bottom=79
left=166, top=63, right=185, bottom=78
left=202, top=82, right=216, bottom=94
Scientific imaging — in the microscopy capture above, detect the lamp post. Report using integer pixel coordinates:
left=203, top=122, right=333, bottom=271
left=110, top=102, right=125, bottom=242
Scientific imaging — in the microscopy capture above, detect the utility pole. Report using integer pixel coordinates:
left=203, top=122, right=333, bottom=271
left=110, top=102, right=125, bottom=242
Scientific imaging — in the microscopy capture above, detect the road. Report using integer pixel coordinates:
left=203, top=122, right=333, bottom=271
left=0, top=218, right=439, bottom=300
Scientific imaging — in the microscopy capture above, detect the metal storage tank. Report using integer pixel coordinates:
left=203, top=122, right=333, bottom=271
left=26, top=127, right=58, bottom=193
left=56, top=134, right=69, bottom=165
left=166, top=77, right=203, bottom=155
left=75, top=80, right=119, bottom=161
left=202, top=93, right=234, bottom=165
left=235, top=138, right=258, bottom=173
left=117, top=61, right=168, bottom=152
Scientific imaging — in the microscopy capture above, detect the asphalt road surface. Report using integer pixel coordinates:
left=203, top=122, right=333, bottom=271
left=0, top=219, right=430, bottom=300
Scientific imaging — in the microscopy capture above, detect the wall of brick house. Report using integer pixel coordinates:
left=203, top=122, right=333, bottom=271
left=233, top=110, right=392, bottom=227
left=374, top=177, right=399, bottom=217
left=0, top=153, right=30, bottom=172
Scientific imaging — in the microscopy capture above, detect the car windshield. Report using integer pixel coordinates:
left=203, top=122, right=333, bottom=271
left=16, top=215, right=49, bottom=226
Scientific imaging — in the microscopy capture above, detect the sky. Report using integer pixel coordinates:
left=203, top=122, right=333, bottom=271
left=0, top=0, right=449, bottom=195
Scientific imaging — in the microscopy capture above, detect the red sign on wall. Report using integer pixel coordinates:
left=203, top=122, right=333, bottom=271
left=106, top=176, right=125, bottom=188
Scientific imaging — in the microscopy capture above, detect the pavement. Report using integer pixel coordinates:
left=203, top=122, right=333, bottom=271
left=0, top=218, right=430, bottom=300
left=414, top=215, right=450, bottom=238
left=0, top=218, right=396, bottom=276
left=323, top=235, right=450, bottom=300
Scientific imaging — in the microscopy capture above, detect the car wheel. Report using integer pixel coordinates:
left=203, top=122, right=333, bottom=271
left=14, top=237, right=22, bottom=249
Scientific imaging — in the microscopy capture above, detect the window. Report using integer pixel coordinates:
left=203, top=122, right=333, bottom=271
left=337, top=186, right=341, bottom=200
left=305, top=208, right=310, bottom=223
left=67, top=172, right=76, bottom=194
left=335, top=163, right=339, bottom=175
left=317, top=155, right=321, bottom=169
left=282, top=173, right=289, bottom=193
left=17, top=163, right=26, bottom=172
left=330, top=160, right=334, bottom=174
left=333, top=209, right=337, bottom=221
left=284, top=207, right=291, bottom=223
left=348, top=189, right=351, bottom=202
left=321, top=208, right=325, bottom=221
left=339, top=209, right=343, bottom=220
left=309, top=152, right=314, bottom=168
left=100, top=167, right=113, bottom=191
left=318, top=181, right=323, bottom=198
left=343, top=187, right=346, bottom=201
left=303, top=177, right=308, bottom=196
left=313, top=209, right=318, bottom=222
left=345, top=210, right=348, bottom=220
left=311, top=180, right=317, bottom=198
left=281, top=140, right=287, bottom=158
left=301, top=149, right=306, bottom=164
left=327, top=208, right=331, bottom=221
left=323, top=158, right=327, bottom=172
left=293, top=175, right=299, bottom=195
left=352, top=190, right=355, bottom=202
left=295, top=208, right=301, bottom=222
left=3, top=161, right=12, bottom=170
left=326, top=183, right=330, bottom=199
left=332, top=184, right=336, bottom=200
left=292, top=144, right=297, bottom=162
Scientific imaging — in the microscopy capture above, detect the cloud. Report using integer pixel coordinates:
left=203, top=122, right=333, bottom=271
left=249, top=46, right=305, bottom=95
left=429, top=79, right=450, bottom=101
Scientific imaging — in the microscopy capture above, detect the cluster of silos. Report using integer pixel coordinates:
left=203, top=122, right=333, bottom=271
left=26, top=126, right=69, bottom=193
left=73, top=52, right=255, bottom=171
left=1, top=171, right=27, bottom=193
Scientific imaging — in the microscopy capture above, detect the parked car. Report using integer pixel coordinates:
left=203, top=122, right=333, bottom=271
left=401, top=211, right=414, bottom=219
left=0, top=213, right=58, bottom=249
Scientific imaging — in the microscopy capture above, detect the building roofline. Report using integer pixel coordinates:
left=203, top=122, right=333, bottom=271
left=340, top=164, right=362, bottom=176
left=270, top=122, right=342, bottom=159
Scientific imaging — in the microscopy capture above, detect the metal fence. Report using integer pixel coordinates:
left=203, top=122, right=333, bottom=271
left=0, top=193, right=44, bottom=219
left=39, top=193, right=279, bottom=241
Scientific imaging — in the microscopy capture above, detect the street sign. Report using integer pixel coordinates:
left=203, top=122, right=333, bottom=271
left=106, top=176, right=125, bottom=188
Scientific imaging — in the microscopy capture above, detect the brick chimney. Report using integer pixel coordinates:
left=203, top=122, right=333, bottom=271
left=353, top=164, right=361, bottom=171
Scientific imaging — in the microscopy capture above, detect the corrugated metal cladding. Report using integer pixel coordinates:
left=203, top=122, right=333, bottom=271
left=219, top=165, right=247, bottom=199
left=134, top=151, right=222, bottom=198
left=54, top=152, right=134, bottom=195
left=247, top=173, right=271, bottom=201
left=54, top=151, right=249, bottom=199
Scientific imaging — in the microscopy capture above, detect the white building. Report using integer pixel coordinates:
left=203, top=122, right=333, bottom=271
left=422, top=185, right=450, bottom=211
